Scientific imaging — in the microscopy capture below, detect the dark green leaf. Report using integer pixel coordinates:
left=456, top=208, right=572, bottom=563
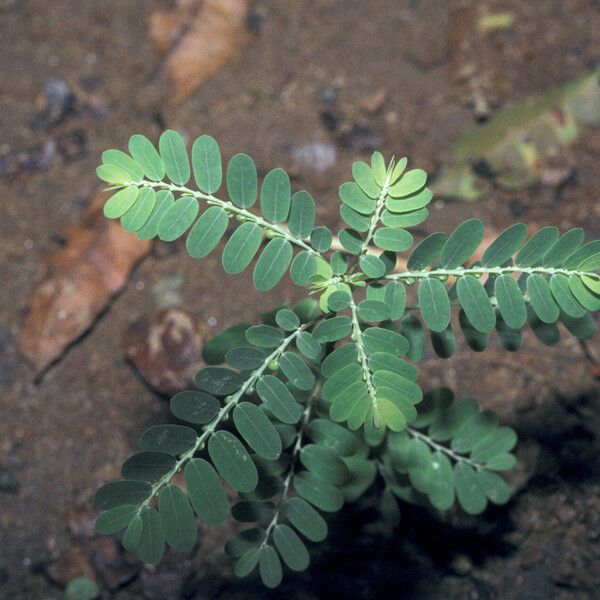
left=170, top=390, right=220, bottom=424
left=454, top=463, right=487, bottom=515
left=384, top=281, right=407, bottom=320
left=359, top=255, right=387, bottom=278
left=310, top=226, right=333, bottom=252
left=256, top=375, right=302, bottom=424
left=222, top=222, right=262, bottom=274
left=275, top=309, right=300, bottom=331
left=357, top=299, right=390, bottom=322
left=226, top=346, right=267, bottom=370
left=158, top=484, right=197, bottom=551
left=481, top=223, right=527, bottom=267
left=312, top=316, right=352, bottom=342
left=431, top=325, right=456, bottom=358
left=284, top=497, right=328, bottom=542
left=138, top=506, right=166, bottom=564
left=293, top=471, right=344, bottom=512
left=456, top=275, right=495, bottom=333
left=542, top=228, right=584, bottom=267
left=195, top=367, right=244, bottom=395
left=418, top=278, right=451, bottom=332
left=320, top=343, right=358, bottom=378
left=95, top=505, right=137, bottom=535
left=400, top=315, right=425, bottom=362
left=515, top=226, right=559, bottom=266
left=273, top=524, right=310, bottom=571
left=94, top=480, right=151, bottom=509
left=233, top=402, right=282, bottom=460
left=439, top=219, right=484, bottom=268
left=139, top=424, right=197, bottom=455
left=373, top=228, right=413, bottom=252
left=527, top=274, right=560, bottom=323
left=121, top=451, right=175, bottom=481
left=231, top=500, right=275, bottom=523
left=296, top=331, right=321, bottom=360
left=279, top=351, right=315, bottom=390
left=208, top=430, right=258, bottom=492
left=494, top=274, right=527, bottom=329
left=259, top=546, right=282, bottom=588
left=300, top=444, right=349, bottom=485
left=184, top=458, right=229, bottom=524
left=407, top=232, right=447, bottom=270
left=123, top=514, right=143, bottom=550
left=245, top=324, right=284, bottom=348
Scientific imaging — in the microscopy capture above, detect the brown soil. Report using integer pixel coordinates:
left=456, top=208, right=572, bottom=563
left=1, top=1, right=600, bottom=598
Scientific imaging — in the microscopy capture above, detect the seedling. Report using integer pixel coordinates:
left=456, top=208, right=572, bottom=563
left=93, top=132, right=600, bottom=588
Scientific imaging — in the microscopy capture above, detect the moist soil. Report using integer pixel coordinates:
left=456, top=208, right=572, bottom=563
left=1, top=1, right=600, bottom=598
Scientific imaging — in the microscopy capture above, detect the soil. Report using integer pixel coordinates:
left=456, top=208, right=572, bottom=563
left=1, top=0, right=600, bottom=598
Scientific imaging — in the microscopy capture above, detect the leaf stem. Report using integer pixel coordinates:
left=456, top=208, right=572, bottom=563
left=405, top=427, right=482, bottom=470
left=138, top=324, right=308, bottom=512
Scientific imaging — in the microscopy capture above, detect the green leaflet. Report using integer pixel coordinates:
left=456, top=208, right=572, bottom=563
left=123, top=515, right=143, bottom=551
left=360, top=255, right=387, bottom=278
left=208, top=430, right=258, bottom=493
left=278, top=351, right=315, bottom=390
left=371, top=151, right=386, bottom=185
left=222, top=221, right=262, bottom=274
left=310, top=226, right=333, bottom=252
left=253, top=237, right=293, bottom=291
left=227, top=153, right=258, bottom=208
left=407, top=232, right=447, bottom=269
left=103, top=186, right=139, bottom=219
left=494, top=274, right=527, bottom=329
left=418, top=278, right=451, bottom=332
left=296, top=331, right=322, bottom=360
left=128, top=135, right=165, bottom=181
left=245, top=324, right=283, bottom=348
left=438, top=219, right=484, bottom=268
left=94, top=480, right=151, bottom=509
left=102, top=148, right=144, bottom=180
left=290, top=251, right=317, bottom=286
left=385, top=187, right=432, bottom=213
left=387, top=168, right=427, bottom=198
left=95, top=505, right=137, bottom=535
left=261, top=168, right=291, bottom=223
left=195, top=367, right=244, bottom=395
left=157, top=195, right=199, bottom=241
left=273, top=524, right=310, bottom=571
left=97, top=161, right=129, bottom=183
left=338, top=228, right=363, bottom=254
left=186, top=206, right=228, bottom=258
left=226, top=346, right=267, bottom=369
left=159, top=130, right=190, bottom=185
left=139, top=424, right=197, bottom=455
left=542, top=228, right=584, bottom=267
left=362, top=327, right=409, bottom=355
left=288, top=191, right=315, bottom=238
left=256, top=375, right=302, bottom=424
left=192, top=135, right=222, bottom=194
left=454, top=463, right=487, bottom=515
left=284, top=497, right=328, bottom=542
left=400, top=315, right=425, bottom=362
left=233, top=402, right=282, bottom=460
left=121, top=452, right=176, bottom=481
left=358, top=299, right=390, bottom=322
left=340, top=204, right=371, bottom=232
left=158, top=484, right=197, bottom=551
left=170, top=390, right=220, bottom=424
left=481, top=223, right=527, bottom=267
left=121, top=187, right=156, bottom=232
left=293, top=471, right=344, bottom=512
left=184, top=458, right=229, bottom=524
left=381, top=207, right=429, bottom=229
left=259, top=546, right=282, bottom=588
left=136, top=190, right=174, bottom=240
left=313, top=316, right=352, bottom=342
left=515, top=226, right=559, bottom=266
left=373, top=227, right=413, bottom=252
left=352, top=160, right=381, bottom=198
left=339, top=181, right=377, bottom=214
left=527, top=274, right=560, bottom=323
left=138, top=506, right=166, bottom=564
left=300, top=444, right=349, bottom=485
left=456, top=275, right=495, bottom=333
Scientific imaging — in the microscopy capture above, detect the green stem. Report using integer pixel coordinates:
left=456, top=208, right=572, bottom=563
left=385, top=265, right=600, bottom=282
left=405, top=427, right=482, bottom=470
left=349, top=297, right=378, bottom=411
left=139, top=324, right=308, bottom=512
left=261, top=384, right=320, bottom=547
left=124, top=180, right=320, bottom=257
left=360, top=170, right=392, bottom=256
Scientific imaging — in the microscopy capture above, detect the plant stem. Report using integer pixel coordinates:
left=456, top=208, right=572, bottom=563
left=405, top=427, right=482, bottom=469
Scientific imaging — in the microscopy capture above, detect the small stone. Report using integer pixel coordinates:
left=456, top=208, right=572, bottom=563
left=291, top=142, right=337, bottom=174
left=122, top=308, right=208, bottom=395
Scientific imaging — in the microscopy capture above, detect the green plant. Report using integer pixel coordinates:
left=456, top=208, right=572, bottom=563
left=94, top=132, right=600, bottom=588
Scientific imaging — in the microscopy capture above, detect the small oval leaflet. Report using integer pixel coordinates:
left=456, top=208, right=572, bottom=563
left=138, top=506, right=166, bottom=564
left=233, top=402, right=282, bottom=460
left=373, top=227, right=413, bottom=252
left=94, top=480, right=151, bottom=509
left=352, top=160, right=381, bottom=198
left=208, top=430, right=258, bottom=493
left=157, top=195, right=199, bottom=241
left=273, top=524, right=310, bottom=571
left=170, top=390, right=220, bottom=424
left=95, top=505, right=138, bottom=535
left=184, top=458, right=229, bottom=524
left=159, top=129, right=190, bottom=185
left=102, top=148, right=144, bottom=180
left=288, top=191, right=315, bottom=238
left=139, top=424, right=197, bottom=456
left=293, top=471, right=344, bottom=512
left=226, top=346, right=267, bottom=370
left=128, top=134, right=165, bottom=181
left=259, top=546, right=282, bottom=589
left=456, top=276, right=495, bottom=333
left=260, top=168, right=291, bottom=223
left=121, top=451, right=176, bottom=481
left=158, top=484, right=197, bottom=552
left=227, top=153, right=257, bottom=208
left=192, top=135, right=222, bottom=194
left=278, top=351, right=315, bottom=390
left=256, top=375, right=302, bottom=424
left=418, top=278, right=451, bottom=332
left=136, top=190, right=174, bottom=240
left=439, top=219, right=484, bottom=268
left=284, top=497, right=328, bottom=542
left=245, top=324, right=284, bottom=348
left=103, top=186, right=139, bottom=219
left=195, top=367, right=245, bottom=396
left=253, top=237, right=293, bottom=291
left=121, top=187, right=156, bottom=232
left=275, top=308, right=300, bottom=331
left=312, top=316, right=352, bottom=343
left=222, top=221, right=263, bottom=274
left=186, top=206, right=228, bottom=258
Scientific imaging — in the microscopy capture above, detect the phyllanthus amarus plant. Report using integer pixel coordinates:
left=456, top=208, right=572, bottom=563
left=93, top=131, right=600, bottom=587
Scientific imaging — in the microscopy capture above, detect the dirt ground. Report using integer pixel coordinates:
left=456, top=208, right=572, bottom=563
left=1, top=0, right=600, bottom=598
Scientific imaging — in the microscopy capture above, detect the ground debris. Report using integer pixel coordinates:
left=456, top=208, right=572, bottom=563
left=149, top=0, right=250, bottom=102
left=17, top=191, right=151, bottom=374
left=122, top=308, right=208, bottom=395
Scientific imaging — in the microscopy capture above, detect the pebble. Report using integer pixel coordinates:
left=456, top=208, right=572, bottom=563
left=291, top=142, right=337, bottom=174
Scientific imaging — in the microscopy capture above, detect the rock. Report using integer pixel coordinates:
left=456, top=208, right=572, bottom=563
left=30, top=78, right=76, bottom=130
left=122, top=308, right=208, bottom=395
left=290, top=142, right=337, bottom=174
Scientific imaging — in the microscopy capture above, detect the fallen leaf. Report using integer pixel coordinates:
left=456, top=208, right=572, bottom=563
left=122, top=308, right=209, bottom=395
left=149, top=0, right=250, bottom=102
left=18, top=191, right=151, bottom=374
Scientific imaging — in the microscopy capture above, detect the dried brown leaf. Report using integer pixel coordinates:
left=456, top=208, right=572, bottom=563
left=149, top=0, right=250, bottom=102
left=18, top=191, right=151, bottom=373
